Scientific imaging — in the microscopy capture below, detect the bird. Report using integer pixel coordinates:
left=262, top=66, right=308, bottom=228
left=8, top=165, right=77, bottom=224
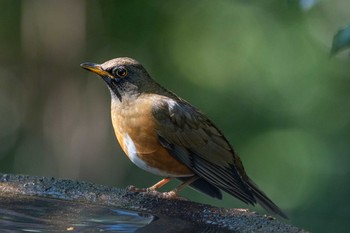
left=80, top=57, right=287, bottom=219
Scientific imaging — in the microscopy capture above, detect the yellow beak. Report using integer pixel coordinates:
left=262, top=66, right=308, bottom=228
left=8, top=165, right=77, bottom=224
left=80, top=62, right=113, bottom=78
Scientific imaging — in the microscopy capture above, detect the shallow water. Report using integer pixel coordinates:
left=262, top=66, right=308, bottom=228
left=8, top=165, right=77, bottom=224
left=0, top=195, right=154, bottom=232
left=0, top=194, right=232, bottom=233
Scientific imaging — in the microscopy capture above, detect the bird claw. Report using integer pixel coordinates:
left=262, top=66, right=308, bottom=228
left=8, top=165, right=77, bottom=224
left=126, top=185, right=158, bottom=193
left=160, top=191, right=177, bottom=199
left=158, top=191, right=188, bottom=201
left=126, top=185, right=147, bottom=192
left=146, top=187, right=156, bottom=192
left=126, top=185, right=187, bottom=200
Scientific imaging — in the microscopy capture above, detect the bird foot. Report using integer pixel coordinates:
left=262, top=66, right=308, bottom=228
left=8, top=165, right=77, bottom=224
left=160, top=191, right=179, bottom=199
left=126, top=185, right=158, bottom=193
left=126, top=185, right=187, bottom=200
left=126, top=185, right=147, bottom=192
left=153, top=191, right=188, bottom=200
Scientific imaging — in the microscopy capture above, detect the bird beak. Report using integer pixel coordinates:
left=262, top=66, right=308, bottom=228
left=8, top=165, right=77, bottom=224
left=80, top=62, right=113, bottom=78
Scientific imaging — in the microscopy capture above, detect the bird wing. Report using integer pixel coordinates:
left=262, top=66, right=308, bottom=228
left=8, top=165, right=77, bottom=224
left=152, top=97, right=255, bottom=205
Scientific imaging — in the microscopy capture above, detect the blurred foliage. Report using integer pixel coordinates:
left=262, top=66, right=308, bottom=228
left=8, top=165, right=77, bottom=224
left=0, top=0, right=350, bottom=232
left=331, top=24, right=350, bottom=56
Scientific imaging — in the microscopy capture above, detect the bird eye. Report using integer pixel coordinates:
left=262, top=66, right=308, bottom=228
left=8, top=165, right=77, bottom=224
left=113, top=66, right=128, bottom=78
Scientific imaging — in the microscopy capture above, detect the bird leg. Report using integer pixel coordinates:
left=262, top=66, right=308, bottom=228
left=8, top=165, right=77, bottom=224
left=128, top=175, right=199, bottom=200
left=147, top=177, right=172, bottom=191
left=127, top=177, right=172, bottom=192
left=162, top=175, right=199, bottom=199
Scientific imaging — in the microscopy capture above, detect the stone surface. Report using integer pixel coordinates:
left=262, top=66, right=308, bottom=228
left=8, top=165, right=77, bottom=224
left=0, top=173, right=307, bottom=232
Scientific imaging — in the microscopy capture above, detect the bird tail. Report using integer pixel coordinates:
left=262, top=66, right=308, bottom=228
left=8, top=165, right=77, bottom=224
left=246, top=178, right=288, bottom=219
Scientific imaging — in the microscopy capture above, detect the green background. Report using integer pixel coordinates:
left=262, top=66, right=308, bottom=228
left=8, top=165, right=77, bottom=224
left=1, top=0, right=349, bottom=232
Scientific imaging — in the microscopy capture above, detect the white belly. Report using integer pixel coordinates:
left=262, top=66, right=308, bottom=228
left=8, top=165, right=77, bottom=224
left=124, top=133, right=190, bottom=177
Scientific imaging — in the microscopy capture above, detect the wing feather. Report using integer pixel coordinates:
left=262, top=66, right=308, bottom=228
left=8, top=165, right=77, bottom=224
left=153, top=97, right=255, bottom=204
left=152, top=96, right=287, bottom=218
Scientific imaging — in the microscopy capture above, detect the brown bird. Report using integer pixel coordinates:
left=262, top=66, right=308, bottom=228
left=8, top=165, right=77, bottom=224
left=80, top=57, right=287, bottom=218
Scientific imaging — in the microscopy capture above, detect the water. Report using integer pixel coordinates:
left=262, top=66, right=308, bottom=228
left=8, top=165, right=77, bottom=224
left=0, top=195, right=154, bottom=232
left=0, top=194, right=232, bottom=233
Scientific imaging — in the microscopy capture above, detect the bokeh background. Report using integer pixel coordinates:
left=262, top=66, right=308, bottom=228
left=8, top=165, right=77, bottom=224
left=1, top=0, right=349, bottom=232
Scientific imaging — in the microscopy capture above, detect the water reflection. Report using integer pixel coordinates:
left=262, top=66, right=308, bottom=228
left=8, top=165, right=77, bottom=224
left=0, top=195, right=232, bottom=233
left=0, top=195, right=153, bottom=232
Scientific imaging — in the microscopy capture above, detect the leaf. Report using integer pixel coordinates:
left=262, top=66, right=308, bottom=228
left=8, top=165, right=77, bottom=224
left=331, top=24, right=350, bottom=56
left=299, top=0, right=318, bottom=11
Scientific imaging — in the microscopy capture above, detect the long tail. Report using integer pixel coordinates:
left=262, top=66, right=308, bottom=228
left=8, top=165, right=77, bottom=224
left=246, top=178, right=288, bottom=219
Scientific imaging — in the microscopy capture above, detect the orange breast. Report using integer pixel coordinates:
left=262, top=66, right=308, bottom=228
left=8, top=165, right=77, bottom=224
left=111, top=95, right=193, bottom=177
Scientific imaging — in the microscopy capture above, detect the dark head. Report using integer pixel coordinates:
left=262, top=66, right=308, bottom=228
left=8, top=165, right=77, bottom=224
left=80, top=57, right=155, bottom=101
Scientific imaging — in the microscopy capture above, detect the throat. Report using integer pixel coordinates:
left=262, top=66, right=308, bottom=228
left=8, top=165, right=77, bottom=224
left=108, top=86, right=122, bottom=102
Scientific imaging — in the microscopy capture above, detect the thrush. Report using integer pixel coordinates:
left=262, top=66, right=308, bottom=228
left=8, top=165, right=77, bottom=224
left=80, top=57, right=287, bottom=218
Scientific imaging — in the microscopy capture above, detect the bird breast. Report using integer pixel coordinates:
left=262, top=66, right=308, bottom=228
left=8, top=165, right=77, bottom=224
left=110, top=94, right=194, bottom=177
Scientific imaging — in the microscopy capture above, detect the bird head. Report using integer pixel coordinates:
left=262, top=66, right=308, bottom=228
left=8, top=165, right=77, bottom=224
left=80, top=57, right=154, bottom=101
